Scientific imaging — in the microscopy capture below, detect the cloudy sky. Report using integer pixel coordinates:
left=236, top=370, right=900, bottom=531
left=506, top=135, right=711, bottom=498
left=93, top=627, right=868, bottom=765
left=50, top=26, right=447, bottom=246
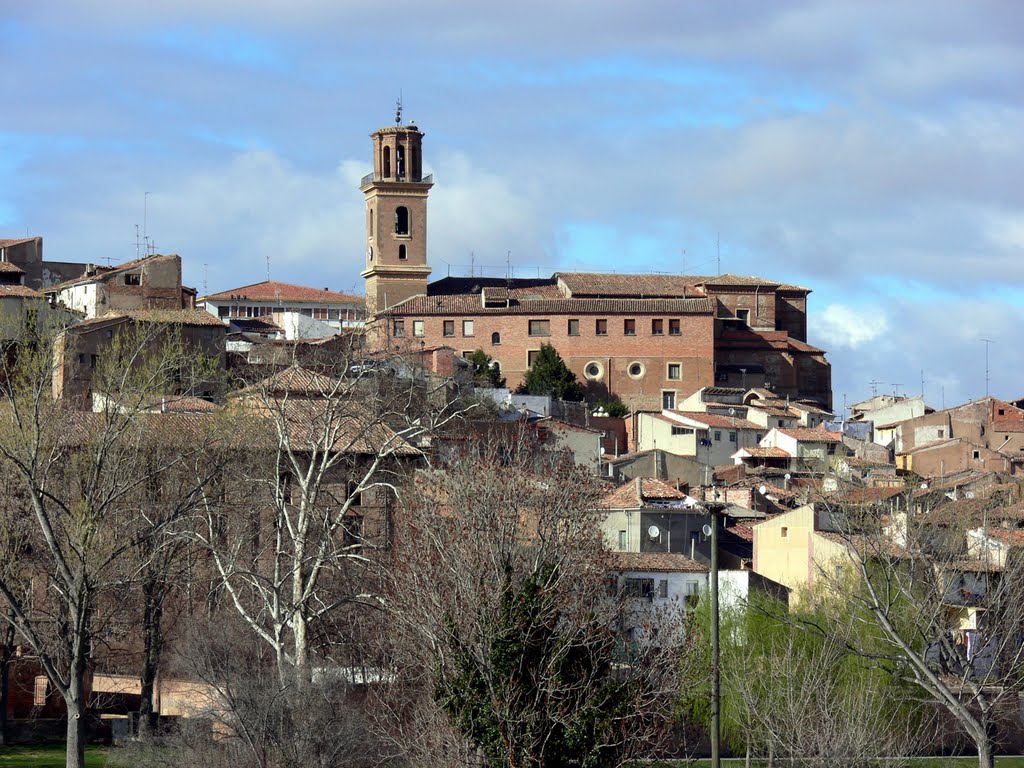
left=2, top=1, right=1021, bottom=411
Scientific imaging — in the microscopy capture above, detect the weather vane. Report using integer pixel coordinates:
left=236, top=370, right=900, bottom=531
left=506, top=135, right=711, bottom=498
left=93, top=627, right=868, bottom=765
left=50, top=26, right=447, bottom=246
left=395, top=92, right=403, bottom=125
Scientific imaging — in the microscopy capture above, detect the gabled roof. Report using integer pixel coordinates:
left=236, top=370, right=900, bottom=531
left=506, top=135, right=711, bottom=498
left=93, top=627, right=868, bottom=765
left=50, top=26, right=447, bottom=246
left=735, top=447, right=792, bottom=459
left=49, top=254, right=177, bottom=291
left=246, top=365, right=338, bottom=396
left=0, top=262, right=25, bottom=274
left=204, top=280, right=362, bottom=304
left=0, top=238, right=39, bottom=247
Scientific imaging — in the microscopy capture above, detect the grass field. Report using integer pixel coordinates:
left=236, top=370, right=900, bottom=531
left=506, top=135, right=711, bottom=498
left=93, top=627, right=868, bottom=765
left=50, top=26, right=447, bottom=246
left=674, top=759, right=1024, bottom=767
left=0, top=746, right=107, bottom=767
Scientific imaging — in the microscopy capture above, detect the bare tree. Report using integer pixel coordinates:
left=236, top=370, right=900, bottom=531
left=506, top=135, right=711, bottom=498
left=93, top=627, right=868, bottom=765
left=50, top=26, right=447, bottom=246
left=803, top=492, right=1024, bottom=768
left=0, top=316, right=226, bottom=768
left=375, top=430, right=691, bottom=768
left=728, top=618, right=929, bottom=767
left=197, top=343, right=471, bottom=683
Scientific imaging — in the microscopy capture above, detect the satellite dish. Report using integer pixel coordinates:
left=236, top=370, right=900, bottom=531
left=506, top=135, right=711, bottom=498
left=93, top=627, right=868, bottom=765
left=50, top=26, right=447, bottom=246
left=759, top=484, right=768, bottom=495
left=702, top=524, right=712, bottom=537
left=784, top=473, right=792, bottom=480
left=647, top=525, right=660, bottom=539
left=729, top=407, right=737, bottom=416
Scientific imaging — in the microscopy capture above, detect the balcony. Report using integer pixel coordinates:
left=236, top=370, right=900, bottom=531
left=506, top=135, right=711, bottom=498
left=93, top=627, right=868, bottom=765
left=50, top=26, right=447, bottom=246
left=360, top=171, right=434, bottom=187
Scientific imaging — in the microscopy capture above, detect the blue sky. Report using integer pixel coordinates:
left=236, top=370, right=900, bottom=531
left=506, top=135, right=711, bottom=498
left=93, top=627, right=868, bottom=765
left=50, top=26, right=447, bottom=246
left=2, top=1, right=1022, bottom=410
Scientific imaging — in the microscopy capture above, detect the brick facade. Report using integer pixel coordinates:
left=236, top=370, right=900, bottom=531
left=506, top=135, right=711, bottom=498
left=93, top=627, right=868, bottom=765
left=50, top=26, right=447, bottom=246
left=359, top=120, right=832, bottom=411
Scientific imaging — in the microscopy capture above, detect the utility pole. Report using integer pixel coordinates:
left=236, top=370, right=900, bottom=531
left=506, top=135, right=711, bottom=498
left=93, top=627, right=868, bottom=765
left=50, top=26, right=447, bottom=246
left=707, top=497, right=725, bottom=768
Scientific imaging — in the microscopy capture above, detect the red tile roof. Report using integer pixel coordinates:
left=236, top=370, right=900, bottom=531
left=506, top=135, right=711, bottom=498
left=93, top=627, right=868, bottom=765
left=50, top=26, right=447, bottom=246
left=777, top=426, right=842, bottom=443
left=739, top=447, right=792, bottom=458
left=0, top=238, right=38, bottom=247
left=204, top=281, right=363, bottom=304
left=600, top=477, right=688, bottom=509
left=386, top=294, right=713, bottom=316
left=73, top=308, right=226, bottom=328
left=606, top=552, right=707, bottom=573
left=0, top=285, right=43, bottom=298
left=0, top=262, right=25, bottom=274
left=554, top=272, right=808, bottom=297
left=670, top=411, right=762, bottom=430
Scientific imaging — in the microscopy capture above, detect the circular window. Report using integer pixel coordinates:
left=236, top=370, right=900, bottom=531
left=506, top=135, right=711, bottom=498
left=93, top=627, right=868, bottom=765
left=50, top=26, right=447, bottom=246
left=584, top=361, right=604, bottom=381
left=627, top=361, right=646, bottom=379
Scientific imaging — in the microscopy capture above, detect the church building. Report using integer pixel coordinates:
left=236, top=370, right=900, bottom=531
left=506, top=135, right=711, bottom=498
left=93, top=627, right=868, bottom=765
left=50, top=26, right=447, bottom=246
left=359, top=119, right=832, bottom=411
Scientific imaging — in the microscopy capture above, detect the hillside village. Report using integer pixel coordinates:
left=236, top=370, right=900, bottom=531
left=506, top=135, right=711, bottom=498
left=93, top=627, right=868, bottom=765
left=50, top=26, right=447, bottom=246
left=0, top=120, right=1021, bottom=767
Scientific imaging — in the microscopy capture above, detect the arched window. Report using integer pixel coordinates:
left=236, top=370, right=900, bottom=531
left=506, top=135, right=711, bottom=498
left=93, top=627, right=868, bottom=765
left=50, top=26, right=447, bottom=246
left=396, top=145, right=406, bottom=178
left=368, top=208, right=373, bottom=238
left=491, top=331, right=501, bottom=345
left=382, top=146, right=391, bottom=178
left=398, top=244, right=407, bottom=260
left=410, top=146, right=420, bottom=180
left=395, top=206, right=409, bottom=235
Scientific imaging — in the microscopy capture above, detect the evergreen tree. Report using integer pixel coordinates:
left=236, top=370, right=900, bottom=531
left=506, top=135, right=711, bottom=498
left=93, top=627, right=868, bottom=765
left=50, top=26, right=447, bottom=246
left=518, top=343, right=584, bottom=401
left=466, top=350, right=506, bottom=388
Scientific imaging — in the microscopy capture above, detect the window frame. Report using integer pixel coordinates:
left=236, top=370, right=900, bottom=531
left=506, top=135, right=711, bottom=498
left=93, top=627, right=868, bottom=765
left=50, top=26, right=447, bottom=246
left=651, top=318, right=664, bottom=335
left=595, top=319, right=608, bottom=336
left=528, top=319, right=551, bottom=337
left=442, top=320, right=455, bottom=337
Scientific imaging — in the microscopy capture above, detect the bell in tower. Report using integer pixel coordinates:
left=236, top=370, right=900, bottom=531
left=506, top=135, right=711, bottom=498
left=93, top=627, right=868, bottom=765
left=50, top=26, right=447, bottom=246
left=360, top=110, right=433, bottom=317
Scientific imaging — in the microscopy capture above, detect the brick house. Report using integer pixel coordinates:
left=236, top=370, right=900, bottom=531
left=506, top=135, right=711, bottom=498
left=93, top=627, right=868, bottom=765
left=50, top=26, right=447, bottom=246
left=355, top=118, right=832, bottom=411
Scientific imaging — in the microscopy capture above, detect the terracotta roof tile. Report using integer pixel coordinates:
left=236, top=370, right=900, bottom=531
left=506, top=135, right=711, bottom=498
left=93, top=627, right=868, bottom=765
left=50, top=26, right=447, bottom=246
left=739, top=447, right=792, bottom=458
left=73, top=308, right=226, bottom=328
left=600, top=477, right=689, bottom=509
left=204, top=280, right=363, bottom=304
left=0, top=262, right=24, bottom=274
left=0, top=285, right=43, bottom=298
left=0, top=238, right=38, bottom=247
left=386, top=294, right=713, bottom=316
left=606, top=551, right=707, bottom=573
left=555, top=272, right=705, bottom=298
left=670, top=411, right=762, bottom=430
left=778, top=426, right=842, bottom=443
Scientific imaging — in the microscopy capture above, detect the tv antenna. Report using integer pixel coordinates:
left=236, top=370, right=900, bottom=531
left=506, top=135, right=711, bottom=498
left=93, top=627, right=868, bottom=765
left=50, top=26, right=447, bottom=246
left=981, top=338, right=995, bottom=396
left=869, top=379, right=882, bottom=397
left=395, top=92, right=403, bottom=125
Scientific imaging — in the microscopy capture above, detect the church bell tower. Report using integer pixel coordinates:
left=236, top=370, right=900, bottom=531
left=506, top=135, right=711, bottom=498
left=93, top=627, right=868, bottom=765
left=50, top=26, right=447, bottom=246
left=360, top=108, right=433, bottom=317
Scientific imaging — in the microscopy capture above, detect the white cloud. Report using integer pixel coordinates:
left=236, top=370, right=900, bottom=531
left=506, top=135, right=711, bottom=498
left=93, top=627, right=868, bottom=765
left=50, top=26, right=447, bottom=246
left=816, top=303, right=889, bottom=350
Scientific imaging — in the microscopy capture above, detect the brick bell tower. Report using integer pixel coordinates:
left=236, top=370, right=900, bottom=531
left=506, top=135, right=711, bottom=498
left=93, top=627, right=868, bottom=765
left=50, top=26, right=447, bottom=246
left=360, top=105, right=433, bottom=317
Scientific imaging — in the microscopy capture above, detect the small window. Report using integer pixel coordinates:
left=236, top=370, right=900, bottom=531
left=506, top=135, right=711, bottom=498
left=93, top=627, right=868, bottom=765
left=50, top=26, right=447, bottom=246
left=659, top=580, right=669, bottom=599
left=628, top=362, right=645, bottom=379
left=973, top=450, right=981, bottom=460
left=413, top=320, right=425, bottom=337
left=567, top=319, right=580, bottom=336
left=999, top=408, right=1006, bottom=416
left=624, top=319, right=636, bottom=336
left=651, top=319, right=664, bottom=335
left=393, top=320, right=405, bottom=337
left=585, top=361, right=604, bottom=381
left=671, top=426, right=694, bottom=436
left=528, top=319, right=550, bottom=336
left=528, top=350, right=541, bottom=367
left=443, top=320, right=455, bottom=337
left=124, top=273, right=141, bottom=286
left=938, top=429, right=944, bottom=438
left=781, top=527, right=788, bottom=538
left=596, top=319, right=608, bottom=336
left=491, top=331, right=501, bottom=345
left=667, top=363, right=681, bottom=380
left=736, top=308, right=750, bottom=324
left=729, top=431, right=737, bottom=442
left=218, top=306, right=229, bottom=318
left=714, top=431, right=722, bottom=441
left=78, top=353, right=86, bottom=366
left=617, top=530, right=627, bottom=550
left=835, top=565, right=843, bottom=581
left=395, top=206, right=409, bottom=235
left=398, top=244, right=407, bottom=260
left=90, top=354, right=98, bottom=368
left=463, top=320, right=474, bottom=337
left=668, top=319, right=681, bottom=335
left=343, top=515, right=363, bottom=547
left=756, top=434, right=763, bottom=442
left=662, top=391, right=676, bottom=410
left=778, top=419, right=785, bottom=427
